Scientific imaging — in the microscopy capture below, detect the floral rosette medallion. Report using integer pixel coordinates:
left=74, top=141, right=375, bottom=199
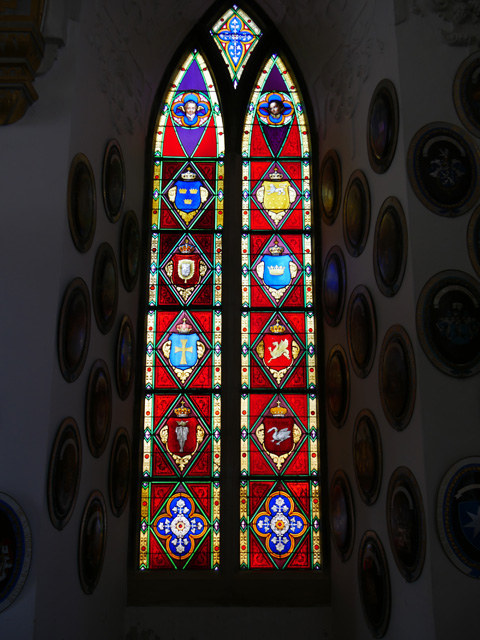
left=252, top=491, right=307, bottom=557
left=154, top=493, right=207, bottom=560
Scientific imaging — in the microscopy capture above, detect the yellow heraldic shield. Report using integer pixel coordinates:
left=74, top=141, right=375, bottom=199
left=256, top=170, right=296, bottom=225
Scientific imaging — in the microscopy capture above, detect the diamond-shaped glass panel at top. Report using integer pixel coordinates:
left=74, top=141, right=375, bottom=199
left=210, top=6, right=262, bottom=89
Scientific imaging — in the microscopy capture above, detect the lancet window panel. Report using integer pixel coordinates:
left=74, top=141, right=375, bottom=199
left=140, top=50, right=223, bottom=571
left=240, top=52, right=320, bottom=570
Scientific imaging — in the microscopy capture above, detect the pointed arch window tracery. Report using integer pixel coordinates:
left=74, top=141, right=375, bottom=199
left=137, top=4, right=322, bottom=577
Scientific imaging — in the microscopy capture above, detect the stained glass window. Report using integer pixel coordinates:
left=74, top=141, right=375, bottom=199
left=138, top=10, right=321, bottom=577
left=139, top=51, right=223, bottom=570
left=210, top=5, right=262, bottom=88
left=240, top=54, right=321, bottom=569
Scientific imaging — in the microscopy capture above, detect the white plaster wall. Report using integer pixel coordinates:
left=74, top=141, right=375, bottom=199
left=395, top=5, right=480, bottom=640
left=317, top=1, right=435, bottom=638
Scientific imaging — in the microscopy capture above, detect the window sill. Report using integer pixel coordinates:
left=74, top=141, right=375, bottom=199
left=128, top=569, right=331, bottom=606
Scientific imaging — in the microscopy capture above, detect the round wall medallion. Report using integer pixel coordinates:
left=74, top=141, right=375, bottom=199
left=92, top=242, right=118, bottom=334
left=0, top=493, right=32, bottom=612
left=67, top=153, right=96, bottom=253
left=416, top=270, right=480, bottom=377
left=378, top=325, right=416, bottom=430
left=102, top=139, right=125, bottom=223
left=358, top=530, right=391, bottom=638
left=47, top=418, right=82, bottom=529
left=353, top=409, right=382, bottom=506
left=467, top=205, right=480, bottom=278
left=57, top=277, right=91, bottom=383
left=407, top=121, right=480, bottom=217
left=319, top=149, right=342, bottom=226
left=116, top=315, right=135, bottom=400
left=326, top=344, right=350, bottom=428
left=78, top=491, right=107, bottom=594
left=322, top=246, right=347, bottom=327
left=346, top=285, right=377, bottom=378
left=109, top=428, right=131, bottom=517
left=86, top=360, right=112, bottom=458
left=438, top=457, right=480, bottom=578
left=387, top=466, right=426, bottom=582
left=373, top=196, right=408, bottom=297
left=454, top=51, right=480, bottom=138
left=367, top=79, right=399, bottom=174
left=330, top=469, right=355, bottom=562
left=343, top=170, right=371, bottom=257
left=120, top=210, right=141, bottom=292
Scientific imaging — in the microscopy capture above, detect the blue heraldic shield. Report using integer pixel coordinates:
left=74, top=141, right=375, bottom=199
left=262, top=253, right=292, bottom=289
left=169, top=332, right=200, bottom=369
left=174, top=180, right=202, bottom=213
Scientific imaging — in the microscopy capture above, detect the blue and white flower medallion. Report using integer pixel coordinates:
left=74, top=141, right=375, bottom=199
left=252, top=491, right=307, bottom=558
left=154, top=494, right=207, bottom=560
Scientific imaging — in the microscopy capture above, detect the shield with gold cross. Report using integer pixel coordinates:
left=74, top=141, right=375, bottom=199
left=162, top=317, right=206, bottom=384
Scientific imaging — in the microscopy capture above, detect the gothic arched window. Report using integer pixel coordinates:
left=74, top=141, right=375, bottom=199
left=135, top=3, right=323, bottom=594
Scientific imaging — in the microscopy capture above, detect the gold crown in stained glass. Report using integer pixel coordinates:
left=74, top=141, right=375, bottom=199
left=268, top=241, right=284, bottom=256
left=178, top=238, right=195, bottom=254
left=174, top=400, right=191, bottom=418
left=269, top=321, right=286, bottom=334
left=181, top=167, right=197, bottom=180
left=270, top=401, right=287, bottom=417
left=176, top=317, right=193, bottom=333
left=269, top=170, right=284, bottom=180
